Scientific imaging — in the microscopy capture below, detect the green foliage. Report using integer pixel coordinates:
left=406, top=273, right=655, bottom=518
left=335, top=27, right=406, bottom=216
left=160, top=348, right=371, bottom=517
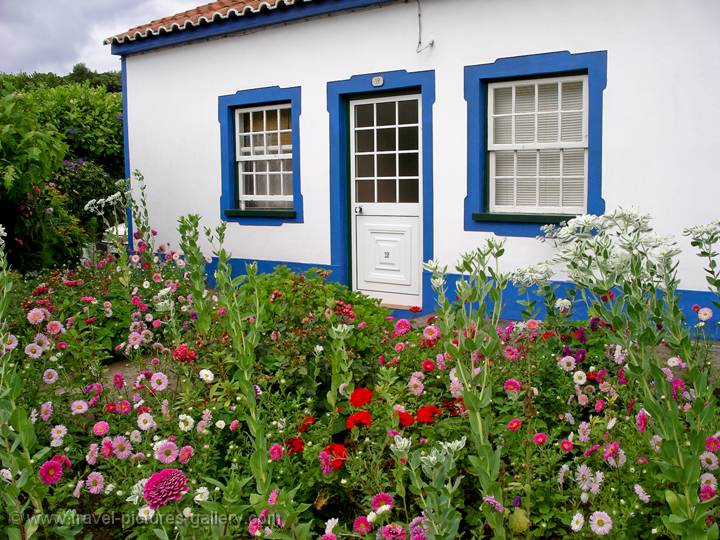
left=0, top=63, right=121, bottom=93
left=28, top=83, right=123, bottom=179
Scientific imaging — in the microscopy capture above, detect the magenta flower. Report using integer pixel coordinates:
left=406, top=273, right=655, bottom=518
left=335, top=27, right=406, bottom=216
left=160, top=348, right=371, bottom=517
left=38, top=459, right=63, bottom=484
left=155, top=441, right=178, bottom=464
left=269, top=443, right=284, bottom=461
left=92, top=421, right=110, bottom=437
left=503, top=378, right=522, bottom=393
left=113, top=372, right=125, bottom=389
left=533, top=433, right=548, bottom=445
left=394, top=319, right=411, bottom=336
left=143, top=468, right=189, bottom=509
left=381, top=524, right=407, bottom=539
left=635, top=408, right=649, bottom=433
left=354, top=516, right=372, bottom=535
left=371, top=491, right=394, bottom=511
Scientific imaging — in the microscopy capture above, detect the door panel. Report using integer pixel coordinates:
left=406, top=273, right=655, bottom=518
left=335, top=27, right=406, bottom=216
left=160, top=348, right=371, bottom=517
left=350, top=94, right=422, bottom=306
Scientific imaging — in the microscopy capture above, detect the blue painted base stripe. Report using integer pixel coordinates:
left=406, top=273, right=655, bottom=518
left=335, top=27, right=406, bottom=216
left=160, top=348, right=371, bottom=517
left=207, top=257, right=720, bottom=338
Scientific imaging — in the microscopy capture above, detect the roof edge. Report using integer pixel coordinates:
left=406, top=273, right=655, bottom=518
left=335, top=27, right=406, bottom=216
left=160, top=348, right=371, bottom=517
left=108, top=0, right=396, bottom=56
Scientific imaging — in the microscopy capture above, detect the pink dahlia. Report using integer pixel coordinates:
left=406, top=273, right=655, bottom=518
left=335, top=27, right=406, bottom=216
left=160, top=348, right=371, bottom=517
left=371, top=491, right=394, bottom=511
left=143, top=468, right=189, bottom=509
left=503, top=378, right=522, bottom=393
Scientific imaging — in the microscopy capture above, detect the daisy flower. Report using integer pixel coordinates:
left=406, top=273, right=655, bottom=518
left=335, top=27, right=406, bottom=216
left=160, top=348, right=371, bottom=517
left=558, top=356, right=576, bottom=372
left=39, top=401, right=53, bottom=421
left=137, top=412, right=156, bottom=431
left=113, top=436, right=133, bottom=460
left=138, top=506, right=155, bottom=521
left=24, top=343, right=43, bottom=359
left=155, top=440, right=178, bottom=464
left=178, top=414, right=194, bottom=432
left=70, top=400, right=88, bottom=415
left=199, top=369, right=214, bottom=383
left=87, top=472, right=104, bottom=494
left=46, top=320, right=64, bottom=335
left=26, top=308, right=45, bottom=325
left=194, top=486, right=209, bottom=503
left=573, top=371, right=587, bottom=385
left=50, top=424, right=68, bottom=439
left=43, top=369, right=59, bottom=384
left=150, top=372, right=169, bottom=392
left=570, top=512, right=585, bottom=532
left=700, top=451, right=719, bottom=471
left=589, top=511, right=612, bottom=535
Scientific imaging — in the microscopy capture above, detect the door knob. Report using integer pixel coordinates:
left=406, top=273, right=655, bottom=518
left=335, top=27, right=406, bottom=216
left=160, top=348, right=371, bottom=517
left=354, top=206, right=363, bottom=214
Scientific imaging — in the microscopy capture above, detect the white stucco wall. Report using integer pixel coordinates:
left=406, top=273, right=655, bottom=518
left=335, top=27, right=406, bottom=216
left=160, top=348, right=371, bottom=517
left=124, top=0, right=720, bottom=291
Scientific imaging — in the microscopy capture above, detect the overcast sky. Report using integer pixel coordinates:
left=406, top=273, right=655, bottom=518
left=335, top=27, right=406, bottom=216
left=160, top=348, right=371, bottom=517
left=0, top=0, right=200, bottom=74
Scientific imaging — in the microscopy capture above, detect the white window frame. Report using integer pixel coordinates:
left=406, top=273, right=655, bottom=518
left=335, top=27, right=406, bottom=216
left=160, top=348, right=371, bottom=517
left=488, top=74, right=588, bottom=215
left=234, top=102, right=293, bottom=210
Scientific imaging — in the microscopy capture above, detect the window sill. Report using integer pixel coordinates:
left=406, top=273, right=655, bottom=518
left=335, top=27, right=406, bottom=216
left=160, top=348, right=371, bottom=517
left=472, top=212, right=575, bottom=224
left=224, top=209, right=297, bottom=219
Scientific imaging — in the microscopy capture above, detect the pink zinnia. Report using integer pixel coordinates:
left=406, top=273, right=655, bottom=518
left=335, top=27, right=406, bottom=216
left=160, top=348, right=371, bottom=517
left=113, top=435, right=133, bottom=459
left=394, top=319, right=411, bottom=336
left=503, top=378, right=522, bottom=393
left=155, top=441, right=178, bottom=464
left=178, top=445, right=194, bottom=464
left=706, top=436, right=720, bottom=453
left=503, top=346, right=519, bottom=361
left=86, top=471, right=104, bottom=494
left=381, top=524, right=406, bottom=539
left=635, top=409, right=649, bottom=433
left=560, top=439, right=574, bottom=452
left=422, top=325, right=440, bottom=341
left=93, top=421, right=110, bottom=437
left=269, top=443, right=284, bottom=461
left=101, top=437, right=114, bottom=458
left=354, top=516, right=373, bottom=535
left=143, top=468, right=189, bottom=509
left=371, top=491, right=394, bottom=511
left=533, top=433, right=548, bottom=445
left=38, top=459, right=63, bottom=484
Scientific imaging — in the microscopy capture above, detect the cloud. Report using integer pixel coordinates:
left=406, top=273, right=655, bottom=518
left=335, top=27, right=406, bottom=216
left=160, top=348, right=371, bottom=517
left=0, top=0, right=199, bottom=74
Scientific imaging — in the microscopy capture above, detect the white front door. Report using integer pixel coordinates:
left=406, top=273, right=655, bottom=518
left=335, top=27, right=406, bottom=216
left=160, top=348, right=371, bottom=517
left=350, top=94, right=422, bottom=307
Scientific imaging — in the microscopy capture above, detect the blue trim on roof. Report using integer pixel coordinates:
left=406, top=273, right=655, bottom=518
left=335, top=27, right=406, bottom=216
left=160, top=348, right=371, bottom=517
left=207, top=256, right=720, bottom=338
left=110, top=0, right=396, bottom=56
left=327, top=69, right=435, bottom=294
left=121, top=57, right=134, bottom=251
left=463, top=50, right=607, bottom=237
left=218, top=85, right=303, bottom=225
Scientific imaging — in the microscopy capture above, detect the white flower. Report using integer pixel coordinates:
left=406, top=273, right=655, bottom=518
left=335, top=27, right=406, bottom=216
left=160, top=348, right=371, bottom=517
left=570, top=512, right=585, bottom=532
left=554, top=298, right=572, bottom=312
left=199, top=369, right=214, bottom=383
left=194, top=486, right=210, bottom=503
left=573, top=371, right=587, bottom=385
left=511, top=261, right=553, bottom=288
left=183, top=507, right=193, bottom=518
left=376, top=504, right=391, bottom=516
left=607, top=417, right=617, bottom=430
left=178, top=414, right=194, bottom=432
left=367, top=511, right=378, bottom=523
left=0, top=469, right=12, bottom=481
left=215, top=420, right=226, bottom=430
left=138, top=506, right=155, bottom=521
left=104, top=483, right=115, bottom=494
left=142, top=281, right=150, bottom=289
left=50, top=438, right=63, bottom=448
left=325, top=518, right=339, bottom=534
left=314, top=345, right=324, bottom=354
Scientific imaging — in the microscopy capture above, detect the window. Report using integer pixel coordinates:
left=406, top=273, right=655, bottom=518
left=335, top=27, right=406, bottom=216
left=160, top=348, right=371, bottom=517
left=218, top=86, right=303, bottom=224
left=234, top=104, right=294, bottom=210
left=488, top=76, right=587, bottom=214
left=463, top=51, right=607, bottom=237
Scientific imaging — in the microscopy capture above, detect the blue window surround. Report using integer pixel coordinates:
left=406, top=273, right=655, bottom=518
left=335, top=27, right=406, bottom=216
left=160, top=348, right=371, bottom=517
left=110, top=0, right=396, bottom=56
left=121, top=57, right=134, bottom=251
left=218, top=86, right=303, bottom=225
left=327, top=69, right=435, bottom=288
left=463, top=50, right=607, bottom=237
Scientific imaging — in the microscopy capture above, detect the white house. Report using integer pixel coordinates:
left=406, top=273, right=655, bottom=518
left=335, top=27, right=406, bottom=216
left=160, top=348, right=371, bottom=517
left=106, top=0, right=720, bottom=319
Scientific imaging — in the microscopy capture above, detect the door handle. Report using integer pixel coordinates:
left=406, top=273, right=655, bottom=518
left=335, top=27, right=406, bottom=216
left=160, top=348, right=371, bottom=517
left=354, top=206, right=363, bottom=214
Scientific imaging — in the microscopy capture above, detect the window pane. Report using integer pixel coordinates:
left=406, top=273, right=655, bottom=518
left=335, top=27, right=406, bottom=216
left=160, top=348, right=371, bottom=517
left=494, top=87, right=512, bottom=114
left=240, top=112, right=251, bottom=133
left=398, top=179, right=419, bottom=202
left=268, top=160, right=281, bottom=172
left=539, top=150, right=560, bottom=176
left=282, top=174, right=293, bottom=196
left=516, top=177, right=537, bottom=206
left=537, top=113, right=559, bottom=142
left=515, top=85, right=535, bottom=113
left=255, top=174, right=268, bottom=195
left=399, top=153, right=418, bottom=177
left=267, top=133, right=278, bottom=154
left=356, top=155, right=374, bottom=178
left=398, top=127, right=418, bottom=150
left=495, top=178, right=514, bottom=206
left=242, top=161, right=254, bottom=174
left=240, top=135, right=251, bottom=154
left=356, top=180, right=374, bottom=202
left=561, top=81, right=583, bottom=110
left=561, top=111, right=583, bottom=141
left=280, top=108, right=291, bottom=129
left=494, top=116, right=512, bottom=144
left=539, top=178, right=561, bottom=206
left=494, top=151, right=514, bottom=176
left=377, top=154, right=396, bottom=177
left=355, top=129, right=374, bottom=152
left=377, top=179, right=396, bottom=202
left=266, top=109, right=278, bottom=130
left=252, top=134, right=265, bottom=155
left=269, top=174, right=282, bottom=195
left=562, top=149, right=585, bottom=176
left=252, top=112, right=264, bottom=132
left=377, top=128, right=396, bottom=151
left=376, top=102, right=396, bottom=126
left=398, top=99, right=418, bottom=124
left=538, top=83, right=559, bottom=111
left=280, top=131, right=292, bottom=150
left=514, top=114, right=535, bottom=143
left=255, top=160, right=267, bottom=172
left=282, top=159, right=292, bottom=173
left=516, top=150, right=537, bottom=176
left=242, top=175, right=254, bottom=195
left=355, top=104, right=373, bottom=128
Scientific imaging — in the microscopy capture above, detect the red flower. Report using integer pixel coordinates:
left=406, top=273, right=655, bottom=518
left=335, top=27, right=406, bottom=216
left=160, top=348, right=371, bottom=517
left=416, top=405, right=443, bottom=424
left=298, top=416, right=316, bottom=433
left=346, top=411, right=372, bottom=430
left=285, top=437, right=305, bottom=455
left=397, top=411, right=415, bottom=427
left=421, top=359, right=435, bottom=372
left=692, top=304, right=701, bottom=312
left=409, top=306, right=422, bottom=313
left=349, top=387, right=373, bottom=408
left=323, top=443, right=348, bottom=470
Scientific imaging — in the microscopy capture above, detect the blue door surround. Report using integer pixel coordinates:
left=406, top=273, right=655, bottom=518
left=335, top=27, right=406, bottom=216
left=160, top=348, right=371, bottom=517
left=326, top=69, right=436, bottom=291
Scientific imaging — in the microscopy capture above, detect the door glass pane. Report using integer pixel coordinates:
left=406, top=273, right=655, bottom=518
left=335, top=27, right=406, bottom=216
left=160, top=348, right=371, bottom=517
left=399, top=153, right=418, bottom=177
left=398, top=127, right=418, bottom=150
left=377, top=154, right=396, bottom=177
left=376, top=102, right=396, bottom=126
left=398, top=99, right=418, bottom=124
left=356, top=180, right=374, bottom=202
left=398, top=179, right=419, bottom=202
left=355, top=104, right=374, bottom=128
left=377, top=179, right=396, bottom=202
left=356, top=155, right=374, bottom=178
left=355, top=129, right=374, bottom=152
left=376, top=128, right=396, bottom=151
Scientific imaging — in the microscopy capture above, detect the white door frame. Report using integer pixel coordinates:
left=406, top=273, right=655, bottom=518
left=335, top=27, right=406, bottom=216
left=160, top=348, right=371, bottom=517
left=349, top=93, right=423, bottom=307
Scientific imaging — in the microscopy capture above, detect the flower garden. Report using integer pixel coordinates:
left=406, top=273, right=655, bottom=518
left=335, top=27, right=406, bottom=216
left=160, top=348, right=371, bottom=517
left=1, top=181, right=719, bottom=539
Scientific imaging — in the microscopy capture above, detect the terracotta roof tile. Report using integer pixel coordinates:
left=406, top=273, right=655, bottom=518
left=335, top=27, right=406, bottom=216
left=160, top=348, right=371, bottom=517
left=105, top=0, right=311, bottom=45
